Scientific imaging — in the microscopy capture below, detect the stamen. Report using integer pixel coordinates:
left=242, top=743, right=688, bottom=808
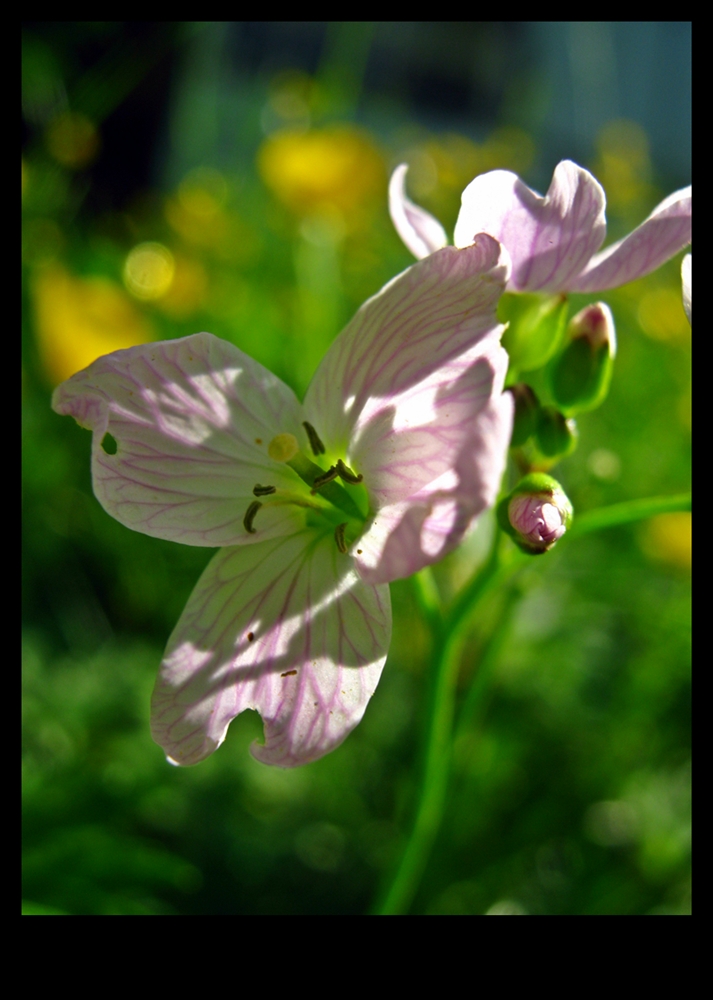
left=243, top=500, right=262, bottom=534
left=253, top=484, right=277, bottom=496
left=303, top=421, right=325, bottom=456
left=311, top=465, right=339, bottom=491
left=334, top=523, right=349, bottom=554
left=336, top=458, right=363, bottom=484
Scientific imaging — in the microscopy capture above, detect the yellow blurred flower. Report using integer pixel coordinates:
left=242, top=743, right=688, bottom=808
left=32, top=265, right=154, bottom=385
left=258, top=126, right=385, bottom=221
left=638, top=512, right=691, bottom=571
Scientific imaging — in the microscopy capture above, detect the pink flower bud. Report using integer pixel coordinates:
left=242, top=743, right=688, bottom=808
left=508, top=494, right=567, bottom=550
left=497, top=473, right=573, bottom=554
left=567, top=302, right=616, bottom=352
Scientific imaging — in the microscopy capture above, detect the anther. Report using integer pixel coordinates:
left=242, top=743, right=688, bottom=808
left=243, top=500, right=262, bottom=534
left=253, top=484, right=277, bottom=496
left=311, top=465, right=339, bottom=492
left=303, top=421, right=325, bottom=456
left=334, top=523, right=349, bottom=554
left=336, top=459, right=363, bottom=484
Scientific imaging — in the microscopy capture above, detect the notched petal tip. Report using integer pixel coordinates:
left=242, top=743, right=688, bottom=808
left=455, top=160, right=606, bottom=293
left=151, top=534, right=392, bottom=769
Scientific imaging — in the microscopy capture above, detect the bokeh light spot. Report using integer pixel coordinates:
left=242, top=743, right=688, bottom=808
left=123, top=242, right=175, bottom=301
left=587, top=448, right=621, bottom=481
left=178, top=167, right=228, bottom=218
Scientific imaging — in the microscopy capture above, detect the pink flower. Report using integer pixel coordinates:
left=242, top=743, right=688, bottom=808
left=53, top=239, right=513, bottom=768
left=390, top=160, right=691, bottom=294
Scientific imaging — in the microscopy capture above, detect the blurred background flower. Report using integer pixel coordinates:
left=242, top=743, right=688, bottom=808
left=22, top=21, right=690, bottom=916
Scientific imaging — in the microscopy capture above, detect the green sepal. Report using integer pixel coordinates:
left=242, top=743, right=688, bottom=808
left=507, top=383, right=541, bottom=447
left=535, top=406, right=578, bottom=459
left=549, top=335, right=614, bottom=415
left=499, top=292, right=569, bottom=376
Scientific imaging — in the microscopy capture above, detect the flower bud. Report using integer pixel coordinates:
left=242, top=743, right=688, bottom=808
left=549, top=302, right=616, bottom=414
left=507, top=383, right=540, bottom=447
left=497, top=473, right=573, bottom=554
left=535, top=406, right=578, bottom=459
left=499, top=293, right=569, bottom=374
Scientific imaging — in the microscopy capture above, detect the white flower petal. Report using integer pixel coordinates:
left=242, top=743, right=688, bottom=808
left=354, top=381, right=513, bottom=585
left=454, top=160, right=606, bottom=293
left=352, top=338, right=508, bottom=506
left=151, top=531, right=391, bottom=767
left=304, top=239, right=510, bottom=459
left=388, top=164, right=449, bottom=260
left=571, top=186, right=692, bottom=293
left=52, top=333, right=309, bottom=546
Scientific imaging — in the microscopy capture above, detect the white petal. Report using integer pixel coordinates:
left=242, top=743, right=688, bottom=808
left=571, top=186, right=692, bottom=293
left=151, top=531, right=391, bottom=767
left=52, top=333, right=309, bottom=546
left=304, top=239, right=510, bottom=459
left=352, top=337, right=508, bottom=506
left=388, top=164, right=449, bottom=259
left=454, top=161, right=606, bottom=293
left=354, top=379, right=513, bottom=585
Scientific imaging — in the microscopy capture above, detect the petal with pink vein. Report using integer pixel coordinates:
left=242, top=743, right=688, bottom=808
left=354, top=385, right=513, bottom=585
left=570, top=186, right=692, bottom=293
left=304, top=239, right=510, bottom=457
left=151, top=530, right=391, bottom=767
left=453, top=160, right=607, bottom=293
left=52, top=333, right=310, bottom=546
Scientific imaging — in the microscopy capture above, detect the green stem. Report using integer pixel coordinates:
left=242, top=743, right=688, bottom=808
left=373, top=491, right=689, bottom=915
left=375, top=538, right=516, bottom=915
left=454, top=582, right=523, bottom=743
left=564, top=492, right=691, bottom=539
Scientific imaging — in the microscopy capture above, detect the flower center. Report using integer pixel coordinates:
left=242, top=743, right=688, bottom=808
left=242, top=427, right=369, bottom=553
